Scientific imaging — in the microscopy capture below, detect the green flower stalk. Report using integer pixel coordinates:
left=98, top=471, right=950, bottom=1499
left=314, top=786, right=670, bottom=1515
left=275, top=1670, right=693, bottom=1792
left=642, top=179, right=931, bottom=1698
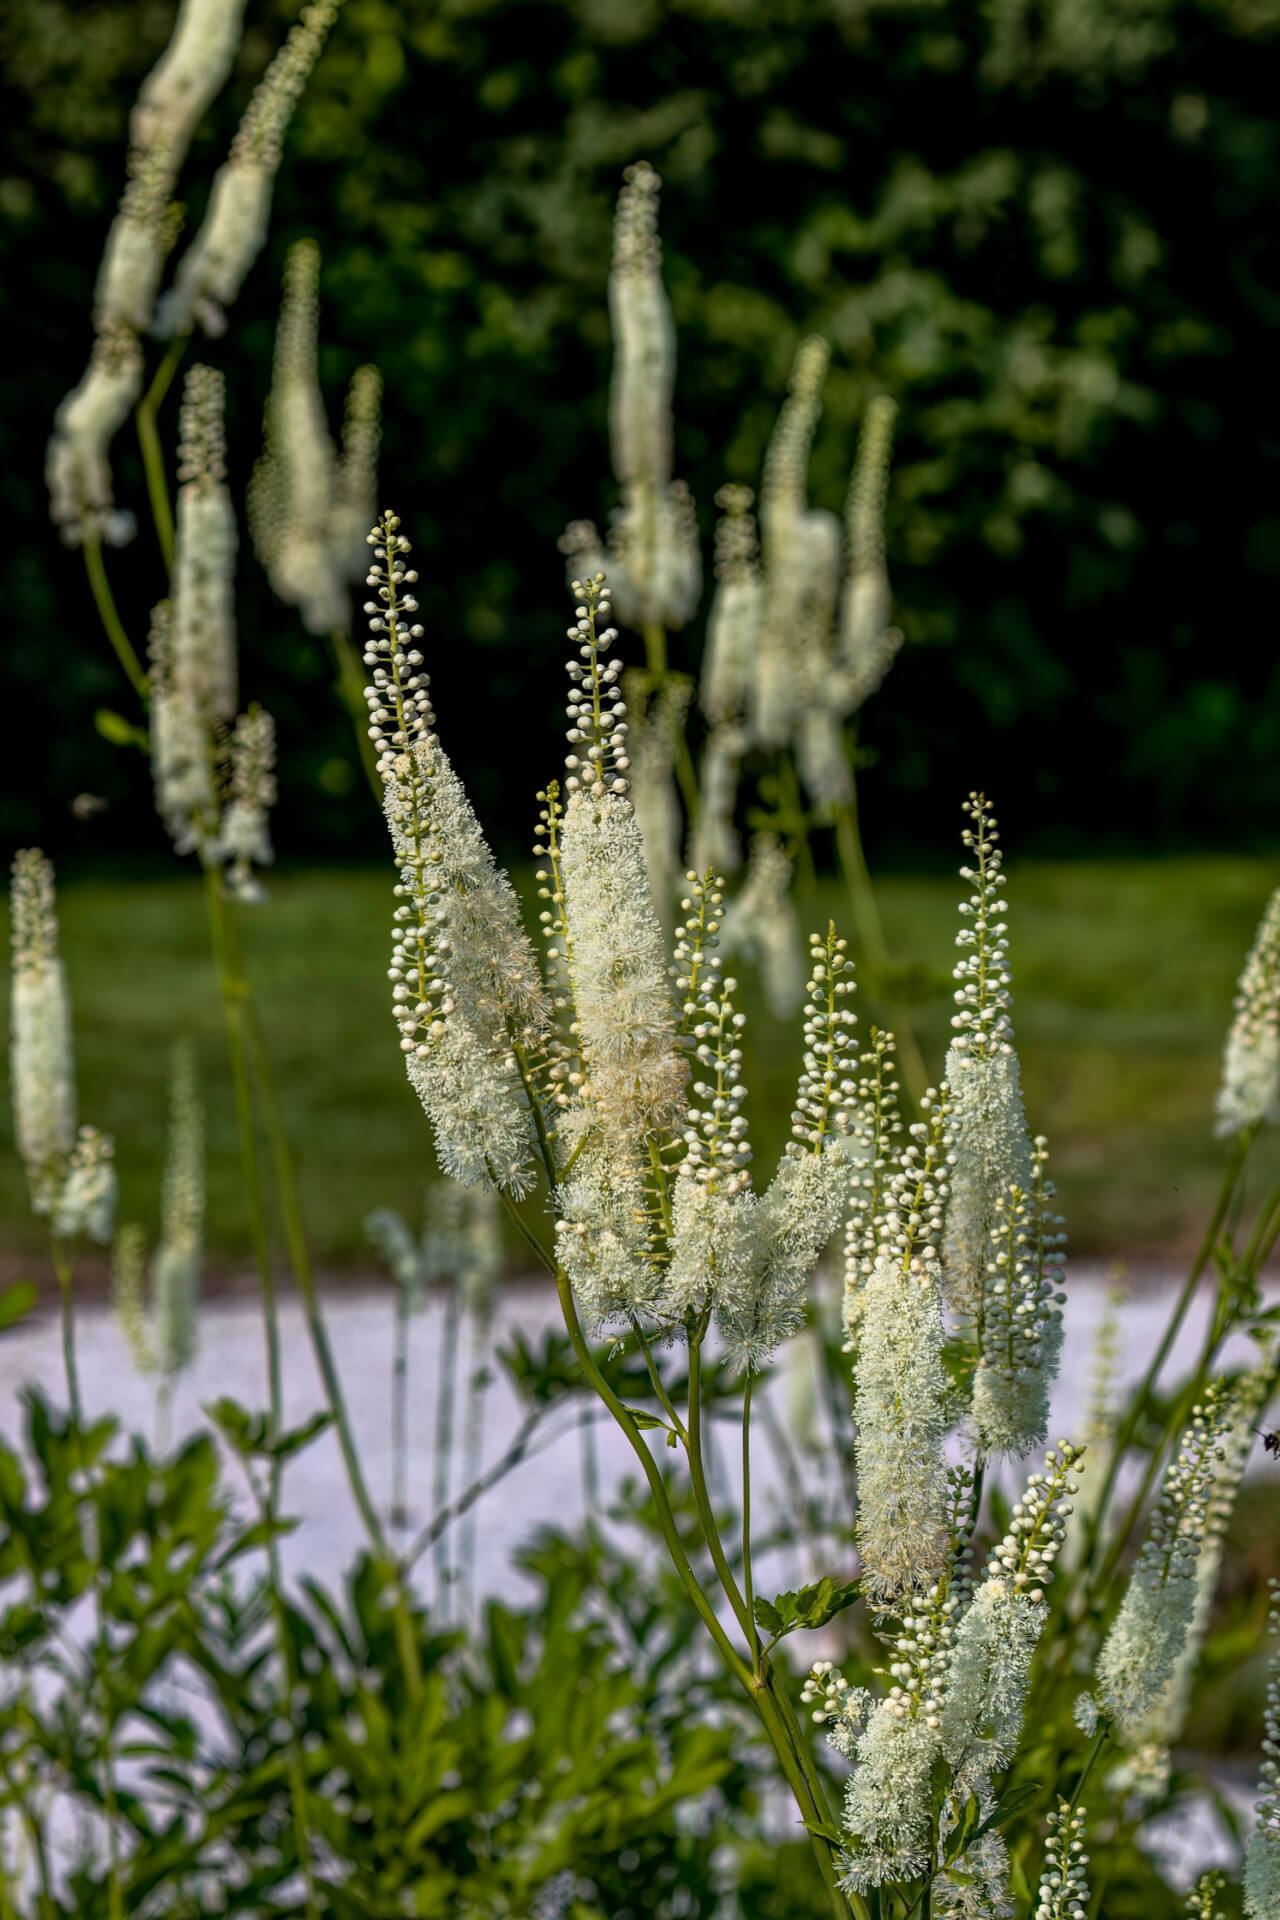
left=1034, top=1800, right=1090, bottom=1920
left=969, top=1141, right=1067, bottom=1459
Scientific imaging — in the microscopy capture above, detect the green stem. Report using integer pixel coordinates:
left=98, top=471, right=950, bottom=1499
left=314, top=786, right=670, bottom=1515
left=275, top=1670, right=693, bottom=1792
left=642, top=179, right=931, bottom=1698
left=328, top=627, right=382, bottom=802
left=134, top=333, right=187, bottom=574
left=50, top=1238, right=81, bottom=1427
left=777, top=750, right=819, bottom=905
left=82, top=535, right=149, bottom=703
left=742, top=1372, right=760, bottom=1668
left=685, top=1331, right=753, bottom=1641
left=432, top=1281, right=461, bottom=1619
left=391, top=1283, right=411, bottom=1533
left=204, top=866, right=284, bottom=1475
left=1083, top=1126, right=1254, bottom=1577
left=642, top=619, right=668, bottom=681
left=247, top=1463, right=321, bottom=1920
left=457, top=1325, right=489, bottom=1621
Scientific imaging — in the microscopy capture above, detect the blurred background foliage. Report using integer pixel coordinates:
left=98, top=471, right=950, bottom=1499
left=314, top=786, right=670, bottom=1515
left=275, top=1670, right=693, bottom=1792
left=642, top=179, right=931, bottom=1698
left=5, top=0, right=1280, bottom=870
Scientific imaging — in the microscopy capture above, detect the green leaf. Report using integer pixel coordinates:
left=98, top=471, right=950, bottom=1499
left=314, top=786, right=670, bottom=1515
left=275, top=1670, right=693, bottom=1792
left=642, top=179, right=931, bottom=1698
left=0, top=1282, right=36, bottom=1333
left=802, top=1818, right=846, bottom=1848
left=270, top=1411, right=333, bottom=1461
left=973, top=1781, right=1041, bottom=1843
left=94, top=707, right=149, bottom=752
left=752, top=1597, right=785, bottom=1636
left=943, top=1793, right=982, bottom=1862
left=621, top=1407, right=669, bottom=1432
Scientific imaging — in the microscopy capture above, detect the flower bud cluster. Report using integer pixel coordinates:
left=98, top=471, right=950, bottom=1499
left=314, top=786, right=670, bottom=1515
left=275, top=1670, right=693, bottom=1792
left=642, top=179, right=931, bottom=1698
left=673, top=875, right=752, bottom=1192
left=700, top=486, right=762, bottom=728
left=563, top=578, right=630, bottom=799
left=1215, top=884, right=1280, bottom=1138
left=1034, top=1801, right=1089, bottom=1920
left=984, top=1444, right=1082, bottom=1600
left=364, top=511, right=541, bottom=1194
left=174, top=364, right=238, bottom=724
left=950, top=793, right=1015, bottom=1059
left=842, top=1028, right=904, bottom=1343
left=151, top=1042, right=204, bottom=1377
left=1245, top=1581, right=1280, bottom=1920
left=1188, top=1871, right=1226, bottom=1920
left=877, top=1087, right=954, bottom=1274
left=786, top=930, right=859, bottom=1155
left=627, top=670, right=692, bottom=924
left=971, top=1154, right=1067, bottom=1458
left=46, top=323, right=143, bottom=546
left=218, top=708, right=277, bottom=903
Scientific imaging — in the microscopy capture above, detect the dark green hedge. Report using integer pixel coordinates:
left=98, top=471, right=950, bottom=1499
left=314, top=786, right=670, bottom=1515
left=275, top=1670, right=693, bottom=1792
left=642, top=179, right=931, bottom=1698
left=5, top=0, right=1280, bottom=866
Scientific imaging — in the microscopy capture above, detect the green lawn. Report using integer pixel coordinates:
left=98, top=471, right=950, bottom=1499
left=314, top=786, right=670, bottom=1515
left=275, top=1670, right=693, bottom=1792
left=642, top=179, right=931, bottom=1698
left=1, top=856, right=1276, bottom=1266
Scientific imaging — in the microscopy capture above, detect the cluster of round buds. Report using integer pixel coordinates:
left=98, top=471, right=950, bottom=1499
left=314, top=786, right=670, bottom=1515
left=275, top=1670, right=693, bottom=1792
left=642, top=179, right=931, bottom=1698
left=950, top=792, right=1015, bottom=1062
left=1186, top=1870, right=1226, bottom=1920
left=983, top=1183, right=1065, bottom=1381
left=1135, top=1389, right=1228, bottom=1589
left=983, top=1444, right=1084, bottom=1604
left=613, top=160, right=662, bottom=273
left=177, top=364, right=227, bottom=486
left=878, top=1087, right=955, bottom=1270
left=564, top=577, right=629, bottom=798
left=361, top=512, right=432, bottom=777
left=877, top=1571, right=957, bottom=1731
left=532, top=785, right=574, bottom=1016
left=1034, top=1800, right=1089, bottom=1920
left=801, top=1660, right=851, bottom=1725
left=672, top=873, right=752, bottom=1191
left=842, top=1029, right=904, bottom=1330
left=786, top=929, right=858, bottom=1156
left=1245, top=1581, right=1280, bottom=1914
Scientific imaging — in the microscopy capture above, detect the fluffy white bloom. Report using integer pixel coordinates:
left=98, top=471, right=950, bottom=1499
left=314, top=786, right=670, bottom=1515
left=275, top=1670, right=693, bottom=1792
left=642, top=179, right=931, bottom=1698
left=795, top=701, right=853, bottom=811
left=130, top=0, right=247, bottom=154
left=689, top=725, right=745, bottom=877
left=626, top=673, right=692, bottom=930
left=217, top=709, right=276, bottom=903
left=248, top=244, right=380, bottom=634
left=46, top=324, right=143, bottom=545
left=1034, top=1801, right=1089, bottom=1920
left=665, top=877, right=759, bottom=1319
left=840, top=1703, right=937, bottom=1891
left=942, top=1445, right=1082, bottom=1793
left=836, top=394, right=903, bottom=710
left=719, top=834, right=806, bottom=1019
left=156, top=0, right=343, bottom=338
left=943, top=796, right=1034, bottom=1322
left=970, top=1145, right=1067, bottom=1458
left=1245, top=1583, right=1280, bottom=1920
left=933, top=1818, right=1013, bottom=1920
left=700, top=486, right=762, bottom=727
left=149, top=600, right=216, bottom=857
left=600, top=165, right=700, bottom=630
left=854, top=1249, right=952, bottom=1600
left=1123, top=1370, right=1268, bottom=1791
left=718, top=931, right=856, bottom=1366
left=173, top=364, right=238, bottom=722
left=1095, top=1388, right=1231, bottom=1741
left=9, top=851, right=77, bottom=1216
left=752, top=337, right=834, bottom=748
left=51, top=1126, right=117, bottom=1245
left=152, top=1043, right=203, bottom=1377
left=608, top=160, right=674, bottom=496
left=556, top=1134, right=661, bottom=1324
left=1215, top=886, right=1280, bottom=1138
left=112, top=1224, right=155, bottom=1375
left=366, top=513, right=544, bottom=1195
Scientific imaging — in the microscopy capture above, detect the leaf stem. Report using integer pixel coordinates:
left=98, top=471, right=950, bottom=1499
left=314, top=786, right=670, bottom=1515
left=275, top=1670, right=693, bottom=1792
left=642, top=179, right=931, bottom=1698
left=82, top=535, right=149, bottom=702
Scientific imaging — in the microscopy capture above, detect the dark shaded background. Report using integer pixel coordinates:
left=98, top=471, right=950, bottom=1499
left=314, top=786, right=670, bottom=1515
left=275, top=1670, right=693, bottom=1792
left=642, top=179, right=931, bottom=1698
left=4, top=0, right=1280, bottom=871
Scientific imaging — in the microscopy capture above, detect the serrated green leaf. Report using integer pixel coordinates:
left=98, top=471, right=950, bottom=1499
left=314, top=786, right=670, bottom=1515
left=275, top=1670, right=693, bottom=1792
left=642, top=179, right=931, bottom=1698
left=752, top=1596, right=785, bottom=1636
left=621, top=1406, right=668, bottom=1432
left=94, top=707, right=149, bottom=752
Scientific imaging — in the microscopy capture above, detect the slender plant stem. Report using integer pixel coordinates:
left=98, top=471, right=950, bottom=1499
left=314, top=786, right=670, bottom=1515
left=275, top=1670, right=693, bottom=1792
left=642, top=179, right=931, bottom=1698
left=0, top=1743, right=54, bottom=1920
left=1083, top=1127, right=1254, bottom=1577
left=50, top=1237, right=82, bottom=1427
left=82, top=536, right=149, bottom=702
left=134, top=333, right=188, bottom=573
left=203, top=866, right=284, bottom=1472
left=403, top=1404, right=545, bottom=1573
left=457, top=1323, right=490, bottom=1621
left=391, top=1282, right=411, bottom=1533
left=742, top=1372, right=760, bottom=1667
left=432, top=1281, right=461, bottom=1618
left=777, top=750, right=819, bottom=904
left=328, top=627, right=382, bottom=800
left=686, top=1333, right=753, bottom=1640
